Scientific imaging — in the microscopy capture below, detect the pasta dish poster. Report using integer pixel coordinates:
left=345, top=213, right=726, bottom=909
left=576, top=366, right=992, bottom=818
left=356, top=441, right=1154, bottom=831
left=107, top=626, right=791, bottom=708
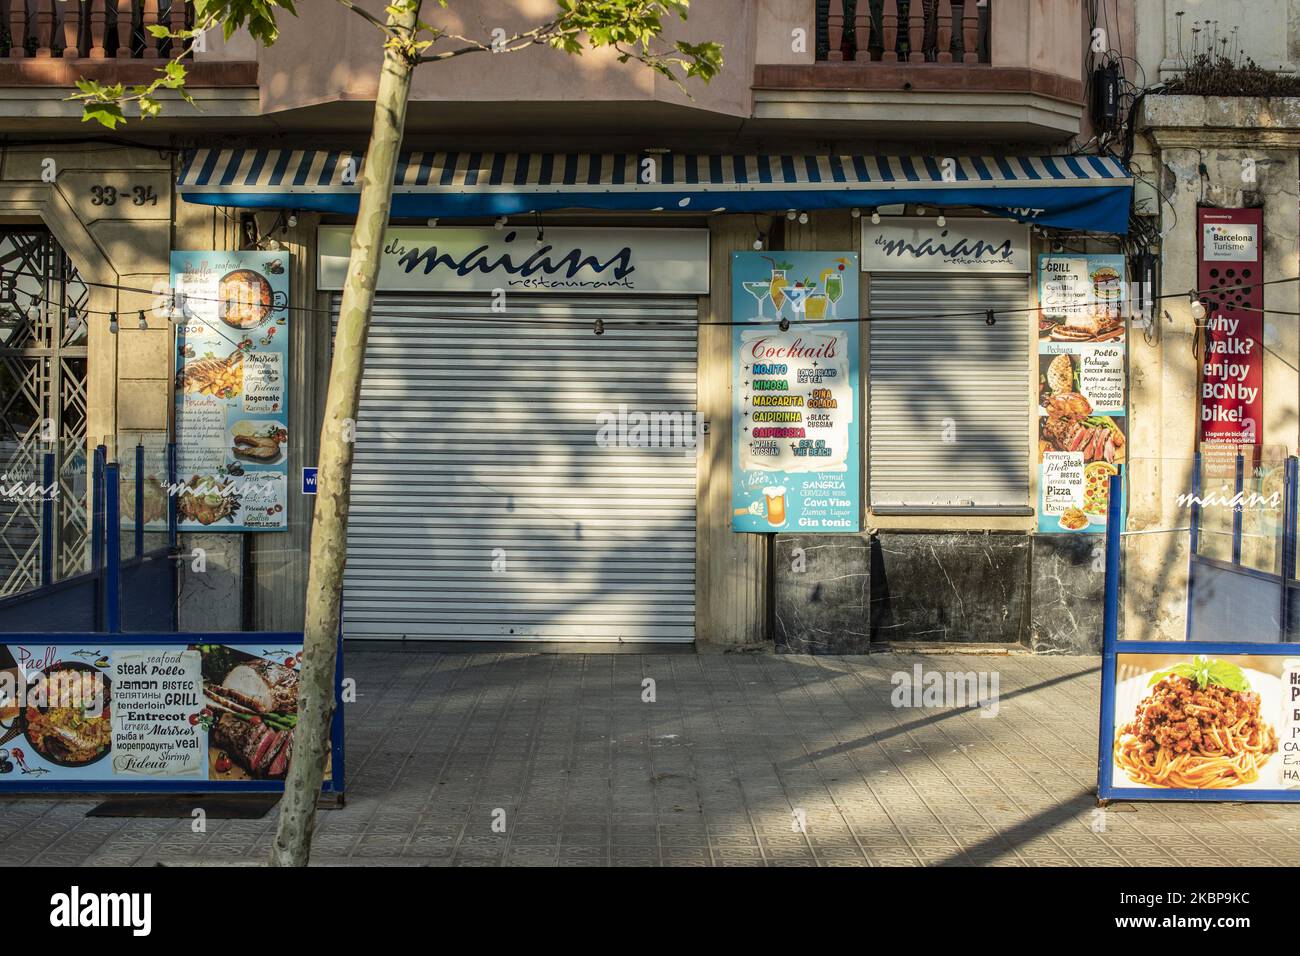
left=172, top=251, right=290, bottom=532
left=1036, top=253, right=1127, bottom=534
left=1107, top=653, right=1300, bottom=794
left=731, top=251, right=860, bottom=533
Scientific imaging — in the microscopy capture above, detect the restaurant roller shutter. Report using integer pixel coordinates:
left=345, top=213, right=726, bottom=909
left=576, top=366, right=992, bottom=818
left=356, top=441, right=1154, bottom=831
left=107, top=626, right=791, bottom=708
left=336, top=293, right=698, bottom=642
left=868, top=274, right=1031, bottom=511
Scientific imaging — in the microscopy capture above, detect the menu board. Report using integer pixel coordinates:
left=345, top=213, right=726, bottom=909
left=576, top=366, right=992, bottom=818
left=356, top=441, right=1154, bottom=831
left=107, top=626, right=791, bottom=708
left=1105, top=652, right=1300, bottom=795
left=172, top=251, right=290, bottom=532
left=731, top=251, right=860, bottom=533
left=1036, top=254, right=1127, bottom=534
left=0, top=640, right=332, bottom=788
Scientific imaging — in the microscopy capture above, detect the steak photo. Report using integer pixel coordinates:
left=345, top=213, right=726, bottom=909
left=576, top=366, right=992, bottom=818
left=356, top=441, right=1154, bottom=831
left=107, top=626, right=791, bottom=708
left=211, top=712, right=295, bottom=780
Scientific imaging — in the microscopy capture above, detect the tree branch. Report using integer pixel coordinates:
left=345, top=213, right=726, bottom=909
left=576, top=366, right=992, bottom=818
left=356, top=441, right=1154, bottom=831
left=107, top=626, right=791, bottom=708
left=332, top=0, right=397, bottom=36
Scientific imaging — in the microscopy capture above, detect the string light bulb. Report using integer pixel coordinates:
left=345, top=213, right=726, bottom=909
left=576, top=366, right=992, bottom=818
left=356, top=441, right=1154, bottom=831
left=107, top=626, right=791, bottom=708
left=752, top=235, right=765, bottom=251
left=593, top=318, right=605, bottom=336
left=936, top=214, right=947, bottom=228
left=1189, top=291, right=1207, bottom=321
left=494, top=216, right=508, bottom=230
left=138, top=310, right=148, bottom=330
left=426, top=218, right=438, bottom=227
left=797, top=211, right=809, bottom=225
left=28, top=294, right=39, bottom=320
left=535, top=228, right=545, bottom=249
left=870, top=210, right=881, bottom=225
left=779, top=318, right=790, bottom=332
left=850, top=207, right=861, bottom=219
left=109, top=311, right=118, bottom=334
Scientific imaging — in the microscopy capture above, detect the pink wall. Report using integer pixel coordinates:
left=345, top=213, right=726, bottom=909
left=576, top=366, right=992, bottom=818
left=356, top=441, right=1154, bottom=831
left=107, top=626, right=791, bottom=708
left=257, top=0, right=754, bottom=118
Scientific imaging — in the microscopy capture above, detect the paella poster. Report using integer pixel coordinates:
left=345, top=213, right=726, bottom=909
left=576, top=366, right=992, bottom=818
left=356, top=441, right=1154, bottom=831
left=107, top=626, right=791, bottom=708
left=172, top=251, right=290, bottom=532
left=1036, top=253, right=1127, bottom=534
left=0, top=640, right=328, bottom=786
left=731, top=251, right=860, bottom=533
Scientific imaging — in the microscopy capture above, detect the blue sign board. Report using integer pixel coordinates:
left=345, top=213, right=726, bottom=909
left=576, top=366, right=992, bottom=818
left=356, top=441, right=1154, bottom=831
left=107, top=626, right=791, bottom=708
left=731, top=252, right=860, bottom=533
left=302, top=467, right=317, bottom=495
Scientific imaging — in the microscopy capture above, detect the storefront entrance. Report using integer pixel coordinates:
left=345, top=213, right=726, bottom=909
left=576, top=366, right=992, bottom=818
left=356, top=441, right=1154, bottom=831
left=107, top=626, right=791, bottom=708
left=338, top=293, right=699, bottom=642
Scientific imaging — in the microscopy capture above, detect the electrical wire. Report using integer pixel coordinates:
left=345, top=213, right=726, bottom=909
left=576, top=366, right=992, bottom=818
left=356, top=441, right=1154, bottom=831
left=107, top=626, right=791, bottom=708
left=7, top=268, right=1300, bottom=329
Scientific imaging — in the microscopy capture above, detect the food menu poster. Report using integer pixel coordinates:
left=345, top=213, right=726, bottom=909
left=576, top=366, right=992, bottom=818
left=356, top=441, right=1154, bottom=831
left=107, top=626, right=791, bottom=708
left=1036, top=253, right=1127, bottom=534
left=172, top=251, right=290, bottom=532
left=731, top=251, right=860, bottom=533
left=1103, top=652, right=1300, bottom=797
left=0, top=641, right=333, bottom=788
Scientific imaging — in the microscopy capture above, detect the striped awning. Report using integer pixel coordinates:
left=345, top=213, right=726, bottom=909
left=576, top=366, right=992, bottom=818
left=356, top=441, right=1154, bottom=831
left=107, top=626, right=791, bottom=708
left=178, top=149, right=1133, bottom=233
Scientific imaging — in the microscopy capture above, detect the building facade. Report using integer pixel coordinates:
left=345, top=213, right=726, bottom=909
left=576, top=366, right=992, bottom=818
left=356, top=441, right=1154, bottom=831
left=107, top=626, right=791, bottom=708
left=6, top=0, right=1288, bottom=653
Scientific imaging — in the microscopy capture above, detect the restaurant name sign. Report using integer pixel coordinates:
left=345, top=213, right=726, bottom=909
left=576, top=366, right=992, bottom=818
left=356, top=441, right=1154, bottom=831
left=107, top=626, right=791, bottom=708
left=318, top=226, right=710, bottom=294
left=860, top=217, right=1030, bottom=273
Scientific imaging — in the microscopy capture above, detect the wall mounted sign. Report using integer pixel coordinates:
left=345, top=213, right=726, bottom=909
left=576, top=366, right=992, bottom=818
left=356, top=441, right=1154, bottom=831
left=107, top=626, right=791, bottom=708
left=731, top=251, right=860, bottom=533
left=1197, top=207, right=1263, bottom=450
left=860, top=217, right=1030, bottom=273
left=1036, top=253, right=1127, bottom=534
left=172, top=251, right=290, bottom=532
left=317, top=226, right=710, bottom=294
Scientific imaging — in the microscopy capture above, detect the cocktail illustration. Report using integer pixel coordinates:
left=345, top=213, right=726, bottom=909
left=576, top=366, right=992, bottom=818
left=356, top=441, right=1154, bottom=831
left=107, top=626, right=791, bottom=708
left=804, top=292, right=828, bottom=320
left=742, top=280, right=772, bottom=319
left=769, top=270, right=788, bottom=317
left=783, top=283, right=811, bottom=317
left=823, top=270, right=844, bottom=319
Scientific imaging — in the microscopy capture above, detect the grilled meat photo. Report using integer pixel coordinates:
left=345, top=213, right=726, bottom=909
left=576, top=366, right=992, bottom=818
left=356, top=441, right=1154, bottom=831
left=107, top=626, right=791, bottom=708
left=211, top=712, right=295, bottom=779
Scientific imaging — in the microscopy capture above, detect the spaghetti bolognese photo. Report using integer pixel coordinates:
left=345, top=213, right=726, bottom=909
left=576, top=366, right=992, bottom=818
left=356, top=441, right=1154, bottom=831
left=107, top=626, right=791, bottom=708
left=1114, top=657, right=1278, bottom=789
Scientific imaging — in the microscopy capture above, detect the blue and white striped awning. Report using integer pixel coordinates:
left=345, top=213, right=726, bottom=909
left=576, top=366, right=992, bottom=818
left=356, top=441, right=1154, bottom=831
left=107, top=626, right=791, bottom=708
left=179, top=149, right=1133, bottom=233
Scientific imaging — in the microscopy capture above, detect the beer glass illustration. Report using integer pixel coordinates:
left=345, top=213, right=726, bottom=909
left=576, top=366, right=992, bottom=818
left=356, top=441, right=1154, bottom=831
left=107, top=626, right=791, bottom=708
left=763, top=486, right=787, bottom=527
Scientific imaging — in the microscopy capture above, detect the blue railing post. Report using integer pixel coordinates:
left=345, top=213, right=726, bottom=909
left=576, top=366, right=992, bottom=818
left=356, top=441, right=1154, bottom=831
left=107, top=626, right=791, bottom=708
left=91, top=444, right=106, bottom=572
left=166, top=441, right=177, bottom=551
left=39, top=451, right=55, bottom=586
left=1189, top=451, right=1202, bottom=555
left=104, top=461, right=121, bottom=634
left=1282, top=457, right=1299, bottom=642
left=134, top=442, right=144, bottom=558
left=1233, top=452, right=1245, bottom=566
left=1096, top=472, right=1124, bottom=798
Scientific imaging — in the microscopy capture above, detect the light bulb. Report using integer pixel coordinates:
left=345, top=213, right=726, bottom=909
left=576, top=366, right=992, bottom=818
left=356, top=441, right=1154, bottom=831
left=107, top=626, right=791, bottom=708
left=1190, top=293, right=1207, bottom=321
left=916, top=207, right=926, bottom=216
left=286, top=212, right=298, bottom=229
left=109, top=312, right=118, bottom=334
left=870, top=210, right=881, bottom=225
left=752, top=237, right=764, bottom=251
left=495, top=216, right=508, bottom=230
left=797, top=211, right=809, bottom=224
left=426, top=218, right=438, bottom=227
left=936, top=214, right=946, bottom=227
left=786, top=209, right=797, bottom=221
left=138, top=310, right=148, bottom=330
left=850, top=207, right=861, bottom=219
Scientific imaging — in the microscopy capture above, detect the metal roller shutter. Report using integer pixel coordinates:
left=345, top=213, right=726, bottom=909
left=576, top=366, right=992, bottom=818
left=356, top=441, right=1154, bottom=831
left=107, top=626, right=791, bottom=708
left=337, top=293, right=698, bottom=642
left=868, top=274, right=1031, bottom=511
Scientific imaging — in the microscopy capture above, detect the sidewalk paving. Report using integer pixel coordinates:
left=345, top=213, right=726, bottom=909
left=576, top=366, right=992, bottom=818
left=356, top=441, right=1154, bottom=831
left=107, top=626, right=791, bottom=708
left=3, top=650, right=1300, bottom=867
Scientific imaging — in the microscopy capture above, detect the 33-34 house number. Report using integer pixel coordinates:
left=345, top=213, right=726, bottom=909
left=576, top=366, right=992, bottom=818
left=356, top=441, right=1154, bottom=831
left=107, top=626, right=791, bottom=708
left=89, top=184, right=159, bottom=206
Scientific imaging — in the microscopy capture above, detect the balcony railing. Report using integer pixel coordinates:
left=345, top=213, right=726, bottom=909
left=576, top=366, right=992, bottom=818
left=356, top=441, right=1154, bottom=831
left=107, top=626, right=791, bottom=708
left=1, top=0, right=191, bottom=59
left=816, top=0, right=990, bottom=64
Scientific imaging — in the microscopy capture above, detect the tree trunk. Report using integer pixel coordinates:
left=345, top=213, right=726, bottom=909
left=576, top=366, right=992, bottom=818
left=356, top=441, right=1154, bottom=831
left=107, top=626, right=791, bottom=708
left=270, top=0, right=421, bottom=867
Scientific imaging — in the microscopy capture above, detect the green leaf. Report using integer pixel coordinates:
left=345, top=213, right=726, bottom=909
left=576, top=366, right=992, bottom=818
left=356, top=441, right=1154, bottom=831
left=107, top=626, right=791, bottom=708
left=81, top=102, right=126, bottom=129
left=146, top=24, right=172, bottom=38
